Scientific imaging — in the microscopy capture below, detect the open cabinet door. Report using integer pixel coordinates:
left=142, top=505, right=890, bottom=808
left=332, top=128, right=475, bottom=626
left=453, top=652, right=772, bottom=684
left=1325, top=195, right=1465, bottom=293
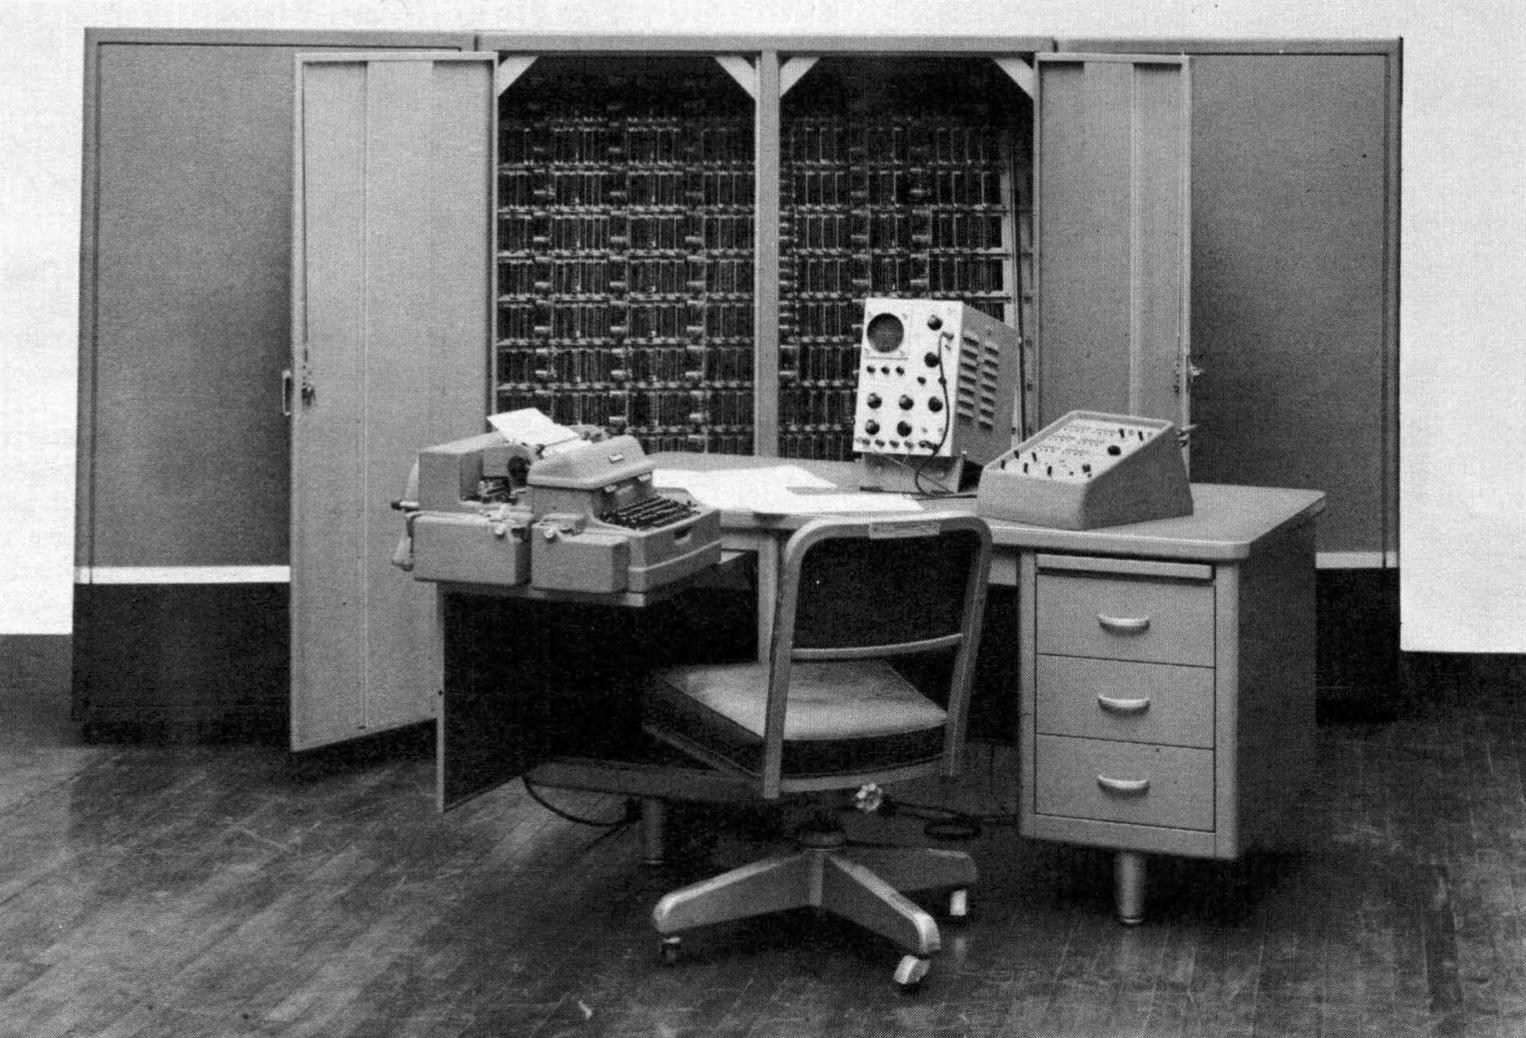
left=1034, top=54, right=1192, bottom=433
left=290, top=52, right=495, bottom=750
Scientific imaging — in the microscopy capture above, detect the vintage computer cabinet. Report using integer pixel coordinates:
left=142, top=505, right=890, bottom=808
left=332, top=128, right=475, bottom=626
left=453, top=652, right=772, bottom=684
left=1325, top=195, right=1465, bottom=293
left=74, top=31, right=1400, bottom=750
left=73, top=30, right=479, bottom=743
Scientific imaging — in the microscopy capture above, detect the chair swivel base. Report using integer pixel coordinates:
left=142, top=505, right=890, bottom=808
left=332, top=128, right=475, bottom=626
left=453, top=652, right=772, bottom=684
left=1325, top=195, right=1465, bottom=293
left=651, top=831, right=976, bottom=989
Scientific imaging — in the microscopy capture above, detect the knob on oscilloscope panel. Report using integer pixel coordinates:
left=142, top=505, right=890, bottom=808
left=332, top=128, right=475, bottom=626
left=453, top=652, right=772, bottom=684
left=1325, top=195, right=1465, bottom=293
left=853, top=299, right=1021, bottom=492
left=975, top=411, right=1193, bottom=530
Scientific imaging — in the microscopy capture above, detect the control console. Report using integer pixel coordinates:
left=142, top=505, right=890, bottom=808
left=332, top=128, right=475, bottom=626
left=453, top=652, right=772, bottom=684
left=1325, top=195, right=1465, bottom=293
left=976, top=411, right=1193, bottom=529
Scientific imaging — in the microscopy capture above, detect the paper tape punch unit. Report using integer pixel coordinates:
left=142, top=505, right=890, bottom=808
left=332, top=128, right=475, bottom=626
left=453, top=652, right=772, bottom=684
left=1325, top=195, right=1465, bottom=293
left=393, top=410, right=722, bottom=595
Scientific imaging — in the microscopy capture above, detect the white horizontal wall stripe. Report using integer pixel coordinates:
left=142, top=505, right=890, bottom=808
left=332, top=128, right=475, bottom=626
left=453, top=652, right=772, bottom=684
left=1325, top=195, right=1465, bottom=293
left=1316, top=551, right=1398, bottom=570
left=76, top=566, right=292, bottom=585
left=73, top=555, right=1394, bottom=583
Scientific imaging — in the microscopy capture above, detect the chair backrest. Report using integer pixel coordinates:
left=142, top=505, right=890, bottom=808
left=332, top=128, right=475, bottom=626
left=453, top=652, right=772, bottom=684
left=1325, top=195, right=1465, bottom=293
left=759, top=513, right=994, bottom=797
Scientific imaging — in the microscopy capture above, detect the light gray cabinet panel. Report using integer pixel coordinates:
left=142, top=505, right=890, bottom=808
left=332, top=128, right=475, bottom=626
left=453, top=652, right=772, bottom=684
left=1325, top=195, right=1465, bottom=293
left=1058, top=40, right=1400, bottom=559
left=1034, top=54, right=1192, bottom=432
left=290, top=53, right=495, bottom=750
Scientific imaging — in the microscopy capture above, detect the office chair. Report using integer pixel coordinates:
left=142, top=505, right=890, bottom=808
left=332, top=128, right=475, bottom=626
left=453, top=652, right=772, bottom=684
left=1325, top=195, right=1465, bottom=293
left=641, top=513, right=993, bottom=990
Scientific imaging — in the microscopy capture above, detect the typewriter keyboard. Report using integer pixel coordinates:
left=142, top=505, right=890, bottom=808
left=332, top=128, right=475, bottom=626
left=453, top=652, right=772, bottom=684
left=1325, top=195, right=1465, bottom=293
left=598, top=495, right=700, bottom=530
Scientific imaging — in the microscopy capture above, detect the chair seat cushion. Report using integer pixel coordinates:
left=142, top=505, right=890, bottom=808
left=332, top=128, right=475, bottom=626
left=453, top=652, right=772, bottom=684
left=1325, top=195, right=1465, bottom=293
left=656, top=659, right=947, bottom=741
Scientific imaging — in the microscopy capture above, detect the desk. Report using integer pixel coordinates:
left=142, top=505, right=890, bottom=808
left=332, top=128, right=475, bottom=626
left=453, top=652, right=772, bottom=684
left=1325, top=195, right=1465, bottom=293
left=438, top=453, right=1324, bottom=922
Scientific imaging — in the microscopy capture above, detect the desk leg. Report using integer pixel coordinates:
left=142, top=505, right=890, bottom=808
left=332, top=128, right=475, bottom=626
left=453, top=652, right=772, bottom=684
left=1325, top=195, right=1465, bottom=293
left=433, top=590, right=447, bottom=814
left=1115, top=850, right=1146, bottom=925
left=756, top=535, right=780, bottom=659
left=642, top=798, right=666, bottom=865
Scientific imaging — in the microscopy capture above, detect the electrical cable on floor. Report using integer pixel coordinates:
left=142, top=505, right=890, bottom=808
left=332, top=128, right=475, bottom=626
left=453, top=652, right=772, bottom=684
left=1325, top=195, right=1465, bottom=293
left=521, top=775, right=633, bottom=829
left=877, top=797, right=989, bottom=841
left=872, top=743, right=1024, bottom=841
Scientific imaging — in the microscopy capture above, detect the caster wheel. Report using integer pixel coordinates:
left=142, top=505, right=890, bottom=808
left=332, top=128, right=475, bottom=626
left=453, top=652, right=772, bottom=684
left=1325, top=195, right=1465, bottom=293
left=659, top=937, right=681, bottom=966
left=894, top=954, right=930, bottom=993
left=948, top=888, right=969, bottom=921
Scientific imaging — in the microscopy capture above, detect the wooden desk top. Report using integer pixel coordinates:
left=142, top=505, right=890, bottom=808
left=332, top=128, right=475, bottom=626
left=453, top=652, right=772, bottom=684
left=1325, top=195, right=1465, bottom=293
left=650, top=452, right=1325, bottom=563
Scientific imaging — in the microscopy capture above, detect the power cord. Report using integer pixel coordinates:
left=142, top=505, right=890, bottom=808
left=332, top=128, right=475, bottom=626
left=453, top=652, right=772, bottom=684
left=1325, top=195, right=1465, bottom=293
left=522, top=775, right=637, bottom=829
left=858, top=452, right=967, bottom=498
left=911, top=332, right=958, bottom=498
left=850, top=743, right=1023, bottom=842
left=867, top=794, right=1013, bottom=842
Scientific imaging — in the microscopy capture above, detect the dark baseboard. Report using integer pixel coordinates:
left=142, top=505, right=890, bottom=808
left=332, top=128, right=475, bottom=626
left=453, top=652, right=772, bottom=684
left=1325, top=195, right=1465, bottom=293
left=0, top=633, right=72, bottom=689
left=1313, top=569, right=1526, bottom=721
left=72, top=583, right=289, bottom=745
left=1316, top=567, right=1401, bottom=722
left=0, top=634, right=77, bottom=742
left=1399, top=652, right=1526, bottom=703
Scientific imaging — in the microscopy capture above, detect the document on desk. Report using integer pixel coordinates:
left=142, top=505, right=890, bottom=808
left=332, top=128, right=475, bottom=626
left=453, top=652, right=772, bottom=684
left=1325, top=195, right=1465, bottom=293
left=654, top=466, right=925, bottom=515
left=486, top=407, right=583, bottom=453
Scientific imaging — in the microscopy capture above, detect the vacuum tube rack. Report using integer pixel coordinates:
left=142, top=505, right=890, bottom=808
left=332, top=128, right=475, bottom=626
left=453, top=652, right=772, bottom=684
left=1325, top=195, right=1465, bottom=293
left=495, top=75, right=756, bottom=456
left=493, top=59, right=1030, bottom=460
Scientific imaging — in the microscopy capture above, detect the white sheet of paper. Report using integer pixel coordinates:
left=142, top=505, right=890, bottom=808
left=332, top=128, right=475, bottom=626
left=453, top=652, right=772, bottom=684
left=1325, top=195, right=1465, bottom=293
left=772, top=493, right=925, bottom=515
left=654, top=466, right=923, bottom=515
left=486, top=408, right=580, bottom=450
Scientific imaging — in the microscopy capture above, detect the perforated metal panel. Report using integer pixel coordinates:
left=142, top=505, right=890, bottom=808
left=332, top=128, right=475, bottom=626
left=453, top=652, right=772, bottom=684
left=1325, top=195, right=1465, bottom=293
left=776, top=58, right=1030, bottom=460
left=494, top=60, right=756, bottom=455
left=491, top=56, right=1031, bottom=460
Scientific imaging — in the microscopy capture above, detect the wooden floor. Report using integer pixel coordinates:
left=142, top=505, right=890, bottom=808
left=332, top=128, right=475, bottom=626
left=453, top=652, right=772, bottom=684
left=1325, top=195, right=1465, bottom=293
left=3, top=658, right=1525, bottom=1037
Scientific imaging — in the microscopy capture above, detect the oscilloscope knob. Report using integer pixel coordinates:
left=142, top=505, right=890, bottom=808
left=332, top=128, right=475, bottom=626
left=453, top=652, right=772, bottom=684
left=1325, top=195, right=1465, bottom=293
left=864, top=419, right=880, bottom=435
left=927, top=314, right=943, bottom=331
left=928, top=397, right=944, bottom=412
left=898, top=395, right=914, bottom=410
left=866, top=393, right=882, bottom=409
left=924, top=351, right=940, bottom=367
left=897, top=421, right=913, bottom=437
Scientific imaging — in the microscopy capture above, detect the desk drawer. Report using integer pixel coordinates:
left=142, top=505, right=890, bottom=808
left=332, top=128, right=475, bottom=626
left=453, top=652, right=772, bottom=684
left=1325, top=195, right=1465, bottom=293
left=1036, top=656, right=1213, bottom=748
left=1035, top=565, right=1214, bottom=666
left=1034, top=734, right=1214, bottom=831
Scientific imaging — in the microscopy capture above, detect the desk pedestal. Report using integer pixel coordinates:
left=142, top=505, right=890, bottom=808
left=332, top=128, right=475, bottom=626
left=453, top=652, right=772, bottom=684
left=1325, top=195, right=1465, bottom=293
left=1017, top=517, right=1318, bottom=923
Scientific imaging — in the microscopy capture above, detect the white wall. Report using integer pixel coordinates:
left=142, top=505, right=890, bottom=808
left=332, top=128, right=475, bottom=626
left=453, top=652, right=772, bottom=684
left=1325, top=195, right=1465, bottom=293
left=2, top=0, right=1522, bottom=650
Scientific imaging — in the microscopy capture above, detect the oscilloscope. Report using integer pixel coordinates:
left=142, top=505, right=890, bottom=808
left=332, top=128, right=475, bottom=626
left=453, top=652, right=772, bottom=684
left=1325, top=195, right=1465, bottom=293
left=851, top=298, right=1023, bottom=494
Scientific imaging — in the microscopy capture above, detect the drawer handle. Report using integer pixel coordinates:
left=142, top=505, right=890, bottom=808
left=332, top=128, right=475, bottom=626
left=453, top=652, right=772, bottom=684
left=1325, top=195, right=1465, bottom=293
left=1097, top=775, right=1150, bottom=796
left=1097, top=695, right=1151, bottom=716
left=1097, top=614, right=1151, bottom=635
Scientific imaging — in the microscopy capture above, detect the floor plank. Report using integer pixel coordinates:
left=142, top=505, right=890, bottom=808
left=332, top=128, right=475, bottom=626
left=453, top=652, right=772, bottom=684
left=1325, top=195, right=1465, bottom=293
left=6, top=666, right=1526, bottom=1036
